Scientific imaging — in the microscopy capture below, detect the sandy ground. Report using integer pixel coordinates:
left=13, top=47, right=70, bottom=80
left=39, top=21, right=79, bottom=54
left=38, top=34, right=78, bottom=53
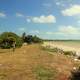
left=43, top=41, right=80, bottom=56
left=0, top=44, right=78, bottom=80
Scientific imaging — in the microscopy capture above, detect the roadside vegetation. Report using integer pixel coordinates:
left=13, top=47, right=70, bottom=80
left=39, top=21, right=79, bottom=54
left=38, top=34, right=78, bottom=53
left=41, top=45, right=76, bottom=56
left=0, top=32, right=23, bottom=49
left=70, top=67, right=80, bottom=80
left=34, top=65, right=57, bottom=80
left=0, top=32, right=42, bottom=49
left=22, top=32, right=43, bottom=44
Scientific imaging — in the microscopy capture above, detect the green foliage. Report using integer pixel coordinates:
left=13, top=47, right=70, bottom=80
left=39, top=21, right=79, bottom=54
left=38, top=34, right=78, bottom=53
left=34, top=66, right=57, bottom=80
left=0, top=32, right=23, bottom=49
left=41, top=46, right=59, bottom=53
left=25, top=35, right=33, bottom=44
left=22, top=32, right=26, bottom=42
left=42, top=46, right=76, bottom=56
left=32, top=35, right=43, bottom=43
left=23, top=34, right=43, bottom=44
left=63, top=51, right=76, bottom=56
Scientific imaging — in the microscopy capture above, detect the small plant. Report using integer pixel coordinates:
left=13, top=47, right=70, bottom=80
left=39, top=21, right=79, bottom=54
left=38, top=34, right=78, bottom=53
left=34, top=66, right=57, bottom=80
left=42, top=46, right=57, bottom=52
left=63, top=51, right=76, bottom=56
left=70, top=67, right=80, bottom=80
left=77, top=56, right=80, bottom=60
left=41, top=45, right=76, bottom=56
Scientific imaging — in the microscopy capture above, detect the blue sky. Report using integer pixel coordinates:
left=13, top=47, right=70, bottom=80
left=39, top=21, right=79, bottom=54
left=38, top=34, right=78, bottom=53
left=0, top=0, right=80, bottom=39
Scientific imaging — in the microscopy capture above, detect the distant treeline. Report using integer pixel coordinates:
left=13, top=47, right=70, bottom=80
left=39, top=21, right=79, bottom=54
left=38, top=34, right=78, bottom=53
left=44, top=39, right=80, bottom=42
left=0, top=32, right=43, bottom=49
left=22, top=32, right=43, bottom=44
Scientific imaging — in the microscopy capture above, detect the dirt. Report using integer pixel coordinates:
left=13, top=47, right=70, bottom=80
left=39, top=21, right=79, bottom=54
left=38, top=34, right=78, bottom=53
left=0, top=44, right=78, bottom=80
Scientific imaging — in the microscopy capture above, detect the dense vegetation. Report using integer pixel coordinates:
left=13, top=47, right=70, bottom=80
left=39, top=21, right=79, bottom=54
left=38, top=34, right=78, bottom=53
left=22, top=32, right=43, bottom=44
left=0, top=32, right=42, bottom=49
left=0, top=32, right=23, bottom=49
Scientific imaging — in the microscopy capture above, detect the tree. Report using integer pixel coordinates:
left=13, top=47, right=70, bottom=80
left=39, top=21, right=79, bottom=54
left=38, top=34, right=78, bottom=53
left=0, top=32, right=23, bottom=49
left=23, top=35, right=43, bottom=44
left=22, top=32, right=26, bottom=42
left=32, top=35, right=42, bottom=43
left=25, top=35, right=33, bottom=44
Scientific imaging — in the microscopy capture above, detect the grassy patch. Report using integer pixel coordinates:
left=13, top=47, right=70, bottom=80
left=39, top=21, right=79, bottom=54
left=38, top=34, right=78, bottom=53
left=34, top=66, right=57, bottom=80
left=0, top=73, right=7, bottom=80
left=63, top=51, right=76, bottom=56
left=41, top=46, right=61, bottom=53
left=41, top=46, right=76, bottom=56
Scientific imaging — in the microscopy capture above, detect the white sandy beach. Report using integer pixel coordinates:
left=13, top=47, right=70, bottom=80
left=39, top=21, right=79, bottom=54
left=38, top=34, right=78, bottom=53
left=42, top=41, right=80, bottom=56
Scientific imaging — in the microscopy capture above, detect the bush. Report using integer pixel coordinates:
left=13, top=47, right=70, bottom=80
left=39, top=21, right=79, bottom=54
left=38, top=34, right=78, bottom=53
left=32, top=35, right=43, bottom=43
left=63, top=51, right=76, bottom=56
left=23, top=34, right=43, bottom=44
left=0, top=32, right=23, bottom=49
left=70, top=67, right=80, bottom=80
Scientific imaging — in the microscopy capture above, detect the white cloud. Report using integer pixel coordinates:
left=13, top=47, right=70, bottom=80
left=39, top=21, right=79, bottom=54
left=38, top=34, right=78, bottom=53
left=32, top=15, right=56, bottom=23
left=0, top=12, right=6, bottom=18
left=16, top=13, right=24, bottom=17
left=18, top=27, right=25, bottom=31
left=56, top=2, right=65, bottom=7
left=26, top=19, right=31, bottom=23
left=46, top=26, right=80, bottom=35
left=59, top=26, right=80, bottom=34
left=29, top=30, right=40, bottom=34
left=62, top=5, right=80, bottom=16
left=42, top=3, right=52, bottom=7
left=46, top=32, right=54, bottom=35
left=56, top=2, right=61, bottom=6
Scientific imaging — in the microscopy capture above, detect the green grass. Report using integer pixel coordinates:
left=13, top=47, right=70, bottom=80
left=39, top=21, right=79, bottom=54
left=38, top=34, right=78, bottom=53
left=34, top=66, right=57, bottom=80
left=63, top=51, right=76, bottom=56
left=41, top=46, right=61, bottom=53
left=41, top=46, right=76, bottom=56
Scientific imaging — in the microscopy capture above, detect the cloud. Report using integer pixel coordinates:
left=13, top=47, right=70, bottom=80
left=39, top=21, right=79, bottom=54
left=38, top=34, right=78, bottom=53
left=42, top=3, right=52, bottom=7
left=18, top=27, right=26, bottom=31
left=0, top=12, right=6, bottom=18
left=58, top=26, right=80, bottom=34
left=32, top=15, right=56, bottom=23
left=29, top=30, right=40, bottom=34
left=56, top=2, right=61, bottom=6
left=26, top=19, right=31, bottom=23
left=62, top=5, right=80, bottom=16
left=46, top=26, right=80, bottom=35
left=16, top=13, right=24, bottom=17
left=46, top=32, right=54, bottom=35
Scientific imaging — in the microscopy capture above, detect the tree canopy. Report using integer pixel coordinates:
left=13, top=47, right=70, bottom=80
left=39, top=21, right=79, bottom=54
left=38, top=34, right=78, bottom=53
left=0, top=32, right=23, bottom=48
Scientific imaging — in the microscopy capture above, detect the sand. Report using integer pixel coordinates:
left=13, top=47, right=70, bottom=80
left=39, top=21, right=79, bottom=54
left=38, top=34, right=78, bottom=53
left=42, top=41, right=80, bottom=56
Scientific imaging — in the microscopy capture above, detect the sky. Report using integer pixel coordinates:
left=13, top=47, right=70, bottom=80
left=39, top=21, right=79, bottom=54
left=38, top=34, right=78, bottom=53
left=0, top=0, right=80, bottom=39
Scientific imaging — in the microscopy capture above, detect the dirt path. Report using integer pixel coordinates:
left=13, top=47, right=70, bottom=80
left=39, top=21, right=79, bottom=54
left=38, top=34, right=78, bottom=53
left=0, top=44, right=78, bottom=80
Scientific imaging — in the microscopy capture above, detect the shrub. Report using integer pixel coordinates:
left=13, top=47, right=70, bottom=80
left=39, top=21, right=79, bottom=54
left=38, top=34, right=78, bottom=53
left=63, top=51, right=76, bottom=56
left=23, top=34, right=43, bottom=44
left=41, top=46, right=63, bottom=54
left=70, top=67, right=80, bottom=80
left=0, top=32, right=23, bottom=49
left=32, top=35, right=43, bottom=43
